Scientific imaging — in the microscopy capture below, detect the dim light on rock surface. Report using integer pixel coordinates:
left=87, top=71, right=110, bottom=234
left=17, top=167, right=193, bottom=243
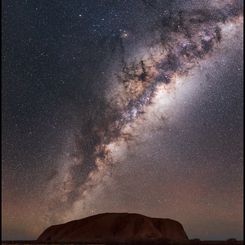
left=37, top=213, right=188, bottom=243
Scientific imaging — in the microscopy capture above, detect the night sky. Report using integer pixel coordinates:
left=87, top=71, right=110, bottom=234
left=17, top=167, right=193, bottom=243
left=2, top=0, right=243, bottom=241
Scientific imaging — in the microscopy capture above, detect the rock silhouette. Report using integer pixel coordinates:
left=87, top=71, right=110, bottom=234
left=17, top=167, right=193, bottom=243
left=37, top=213, right=189, bottom=242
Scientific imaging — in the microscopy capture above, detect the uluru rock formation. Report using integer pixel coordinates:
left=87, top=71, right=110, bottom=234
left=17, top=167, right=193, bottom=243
left=37, top=213, right=189, bottom=243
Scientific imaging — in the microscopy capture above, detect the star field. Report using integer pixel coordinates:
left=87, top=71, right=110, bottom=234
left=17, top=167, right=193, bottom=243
left=2, top=0, right=243, bottom=241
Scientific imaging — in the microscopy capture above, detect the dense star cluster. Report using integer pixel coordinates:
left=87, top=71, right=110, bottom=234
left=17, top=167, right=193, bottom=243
left=2, top=0, right=243, bottom=241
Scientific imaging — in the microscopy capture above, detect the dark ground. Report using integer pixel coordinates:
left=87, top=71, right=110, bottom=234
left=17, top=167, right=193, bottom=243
left=1, top=240, right=244, bottom=245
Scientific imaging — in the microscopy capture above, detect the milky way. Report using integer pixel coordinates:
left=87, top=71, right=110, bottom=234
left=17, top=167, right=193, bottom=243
left=2, top=0, right=243, bottom=240
left=45, top=0, right=243, bottom=224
